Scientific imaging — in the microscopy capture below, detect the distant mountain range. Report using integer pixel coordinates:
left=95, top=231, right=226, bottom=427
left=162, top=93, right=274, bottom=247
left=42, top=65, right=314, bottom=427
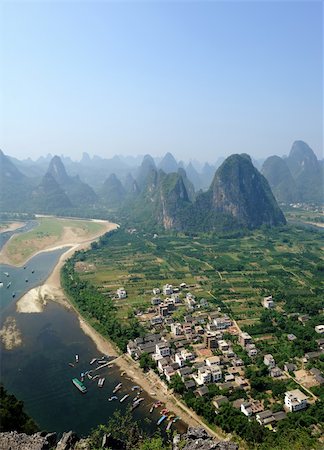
left=1, top=140, right=322, bottom=230
left=261, top=141, right=323, bottom=204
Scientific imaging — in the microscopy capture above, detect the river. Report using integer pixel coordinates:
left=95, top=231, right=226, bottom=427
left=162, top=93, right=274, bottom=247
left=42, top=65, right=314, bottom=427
left=0, top=222, right=186, bottom=437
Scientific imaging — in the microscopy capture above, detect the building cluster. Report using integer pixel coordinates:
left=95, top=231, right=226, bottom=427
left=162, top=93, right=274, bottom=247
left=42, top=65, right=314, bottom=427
left=125, top=284, right=315, bottom=431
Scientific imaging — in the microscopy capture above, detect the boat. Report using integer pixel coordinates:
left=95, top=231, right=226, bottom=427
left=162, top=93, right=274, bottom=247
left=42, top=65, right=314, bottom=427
left=97, top=359, right=108, bottom=365
left=68, top=362, right=74, bottom=368
left=31, top=270, right=35, bottom=274
left=157, top=415, right=167, bottom=425
left=149, top=405, right=155, bottom=413
left=131, top=398, right=144, bottom=411
left=72, top=378, right=87, bottom=393
left=98, top=377, right=105, bottom=387
left=75, top=355, right=79, bottom=363
left=25, top=279, right=28, bottom=282
left=23, top=266, right=26, bottom=270
left=121, top=371, right=126, bottom=376
left=173, top=416, right=180, bottom=423
left=108, top=396, right=118, bottom=401
left=166, top=421, right=173, bottom=431
left=4, top=272, right=9, bottom=277
left=120, top=394, right=129, bottom=403
left=92, top=375, right=99, bottom=381
left=161, top=408, right=169, bottom=415
left=12, top=292, right=16, bottom=298
left=6, top=282, right=11, bottom=288
left=131, top=385, right=140, bottom=391
left=87, top=372, right=93, bottom=380
left=90, top=358, right=97, bottom=365
left=154, top=401, right=162, bottom=408
left=113, top=383, right=122, bottom=393
left=0, top=282, right=3, bottom=288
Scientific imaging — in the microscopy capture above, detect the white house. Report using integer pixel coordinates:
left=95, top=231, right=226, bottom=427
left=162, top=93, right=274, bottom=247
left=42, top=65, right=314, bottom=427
left=193, top=367, right=212, bottom=386
left=163, top=284, right=173, bottom=295
left=218, top=340, right=229, bottom=352
left=153, top=288, right=161, bottom=295
left=262, top=295, right=275, bottom=309
left=116, top=287, right=127, bottom=299
left=156, top=342, right=170, bottom=357
left=175, top=352, right=185, bottom=367
left=205, top=356, right=221, bottom=367
left=209, top=366, right=222, bottom=382
left=315, top=325, right=324, bottom=334
left=150, top=315, right=163, bottom=325
left=284, top=389, right=308, bottom=412
left=181, top=349, right=195, bottom=361
left=264, top=354, right=276, bottom=368
left=171, top=322, right=183, bottom=336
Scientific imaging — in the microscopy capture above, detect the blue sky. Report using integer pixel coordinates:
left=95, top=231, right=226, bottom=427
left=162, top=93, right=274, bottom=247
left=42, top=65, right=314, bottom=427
left=0, top=1, right=322, bottom=162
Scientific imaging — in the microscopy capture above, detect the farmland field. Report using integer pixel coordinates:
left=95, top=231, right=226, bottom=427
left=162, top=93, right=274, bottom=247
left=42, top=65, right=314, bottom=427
left=79, top=224, right=324, bottom=336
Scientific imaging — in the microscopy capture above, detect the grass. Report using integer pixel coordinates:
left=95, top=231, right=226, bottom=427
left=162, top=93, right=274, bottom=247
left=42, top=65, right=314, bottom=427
left=4, top=216, right=105, bottom=264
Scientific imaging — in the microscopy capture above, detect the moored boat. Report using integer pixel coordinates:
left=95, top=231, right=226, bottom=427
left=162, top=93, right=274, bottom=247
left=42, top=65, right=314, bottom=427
left=6, top=282, right=11, bottom=288
left=4, top=272, right=9, bottom=277
left=75, top=354, right=79, bottom=363
left=98, top=377, right=105, bottom=387
left=68, top=362, right=74, bottom=368
left=113, top=383, right=122, bottom=393
left=12, top=292, right=16, bottom=298
left=166, top=421, right=173, bottom=431
left=157, top=415, right=167, bottom=425
left=120, top=394, right=129, bottom=403
left=72, top=378, right=87, bottom=393
left=90, top=358, right=97, bottom=365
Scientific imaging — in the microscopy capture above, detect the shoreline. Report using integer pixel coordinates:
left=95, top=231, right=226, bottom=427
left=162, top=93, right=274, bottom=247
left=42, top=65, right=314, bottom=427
left=8, top=219, right=227, bottom=441
left=0, top=221, right=25, bottom=234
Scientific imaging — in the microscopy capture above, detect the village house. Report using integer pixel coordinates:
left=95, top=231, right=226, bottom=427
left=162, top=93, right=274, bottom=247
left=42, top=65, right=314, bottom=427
left=177, top=366, right=192, bottom=380
left=174, top=352, right=185, bottom=367
left=284, top=363, right=297, bottom=372
left=163, top=284, right=173, bottom=296
left=209, top=366, right=222, bottom=382
left=156, top=342, right=170, bottom=358
left=310, top=368, right=324, bottom=385
left=179, top=282, right=187, bottom=289
left=298, top=314, right=310, bottom=325
left=315, top=324, right=324, bottom=334
left=264, top=354, right=276, bottom=368
left=239, top=332, right=253, bottom=347
left=241, top=400, right=263, bottom=417
left=152, top=288, right=160, bottom=295
left=262, top=295, right=274, bottom=309
left=213, top=316, right=232, bottom=330
left=116, top=287, right=127, bottom=299
left=284, top=389, right=308, bottom=412
left=157, top=357, right=171, bottom=373
left=204, top=333, right=218, bottom=349
left=246, top=343, right=258, bottom=357
left=194, top=386, right=209, bottom=397
left=151, top=297, right=161, bottom=306
left=205, top=356, right=221, bottom=367
left=256, top=410, right=287, bottom=427
left=213, top=395, right=229, bottom=410
left=171, top=322, right=183, bottom=336
left=270, top=367, right=282, bottom=378
left=180, top=348, right=195, bottom=361
left=150, top=315, right=163, bottom=325
left=218, top=340, right=230, bottom=352
left=193, top=366, right=212, bottom=385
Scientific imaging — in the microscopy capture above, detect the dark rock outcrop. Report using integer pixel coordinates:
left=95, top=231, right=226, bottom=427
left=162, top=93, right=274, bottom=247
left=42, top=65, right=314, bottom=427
left=173, top=427, right=238, bottom=450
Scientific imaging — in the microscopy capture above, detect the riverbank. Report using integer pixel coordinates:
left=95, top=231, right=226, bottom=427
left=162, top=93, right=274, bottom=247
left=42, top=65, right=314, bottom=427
left=9, top=219, right=228, bottom=441
left=0, top=217, right=114, bottom=267
left=0, top=221, right=25, bottom=233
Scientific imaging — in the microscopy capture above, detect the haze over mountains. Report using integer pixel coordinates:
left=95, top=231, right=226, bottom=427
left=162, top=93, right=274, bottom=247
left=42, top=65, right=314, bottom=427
left=0, top=140, right=322, bottom=231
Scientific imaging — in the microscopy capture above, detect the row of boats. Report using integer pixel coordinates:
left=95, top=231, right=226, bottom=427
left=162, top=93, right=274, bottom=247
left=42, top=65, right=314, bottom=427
left=1, top=268, right=35, bottom=298
left=70, top=355, right=181, bottom=430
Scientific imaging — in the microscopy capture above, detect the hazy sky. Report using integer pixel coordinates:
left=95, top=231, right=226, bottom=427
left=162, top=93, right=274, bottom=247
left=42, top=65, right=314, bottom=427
left=0, top=1, right=322, bottom=162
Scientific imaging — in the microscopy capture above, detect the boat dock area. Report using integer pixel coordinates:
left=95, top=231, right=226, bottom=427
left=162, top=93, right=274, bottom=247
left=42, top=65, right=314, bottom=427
left=68, top=353, right=181, bottom=431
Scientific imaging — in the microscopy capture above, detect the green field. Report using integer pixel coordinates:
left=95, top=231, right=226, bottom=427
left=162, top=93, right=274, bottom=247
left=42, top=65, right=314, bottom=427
left=79, top=224, right=324, bottom=341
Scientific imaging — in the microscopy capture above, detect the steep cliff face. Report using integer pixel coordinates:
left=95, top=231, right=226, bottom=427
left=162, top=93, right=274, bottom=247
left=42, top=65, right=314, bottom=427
left=158, top=172, right=190, bottom=230
left=261, top=155, right=297, bottom=203
left=207, top=154, right=286, bottom=228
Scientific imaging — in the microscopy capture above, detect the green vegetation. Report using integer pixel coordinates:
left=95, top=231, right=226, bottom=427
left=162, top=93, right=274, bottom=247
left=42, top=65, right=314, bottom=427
left=88, top=410, right=171, bottom=450
left=0, top=385, right=39, bottom=434
left=5, top=216, right=105, bottom=264
left=68, top=222, right=324, bottom=448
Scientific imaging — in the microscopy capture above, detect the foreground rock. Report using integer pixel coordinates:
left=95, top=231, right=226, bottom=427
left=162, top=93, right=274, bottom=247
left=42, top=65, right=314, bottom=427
left=0, top=427, right=238, bottom=450
left=174, top=427, right=238, bottom=450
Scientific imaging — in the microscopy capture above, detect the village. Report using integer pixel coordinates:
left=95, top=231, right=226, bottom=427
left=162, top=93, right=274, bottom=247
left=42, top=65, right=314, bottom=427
left=118, top=283, right=324, bottom=432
